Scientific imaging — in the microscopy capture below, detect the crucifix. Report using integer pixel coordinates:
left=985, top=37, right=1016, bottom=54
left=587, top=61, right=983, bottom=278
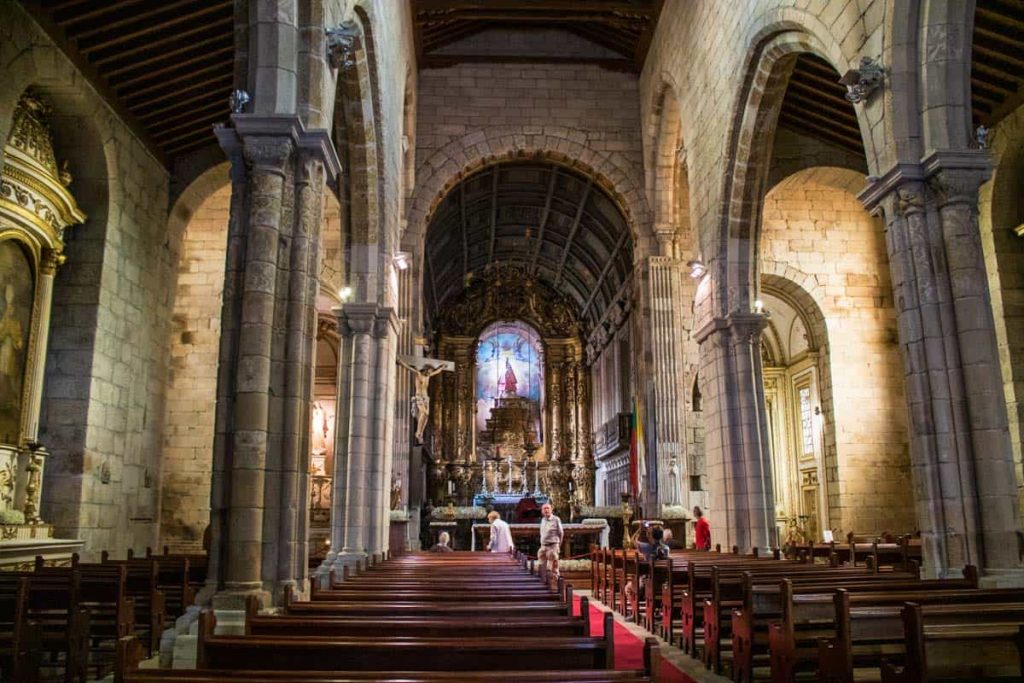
left=397, top=341, right=454, bottom=443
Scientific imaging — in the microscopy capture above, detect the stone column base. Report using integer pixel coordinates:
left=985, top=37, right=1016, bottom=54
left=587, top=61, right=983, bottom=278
left=979, top=568, right=1024, bottom=588
left=211, top=588, right=272, bottom=611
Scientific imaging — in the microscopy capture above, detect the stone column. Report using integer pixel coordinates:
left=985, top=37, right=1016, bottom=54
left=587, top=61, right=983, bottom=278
left=639, top=256, right=688, bottom=512
left=861, top=153, right=1023, bottom=581
left=208, top=115, right=339, bottom=607
left=367, top=308, right=399, bottom=554
left=695, top=313, right=775, bottom=551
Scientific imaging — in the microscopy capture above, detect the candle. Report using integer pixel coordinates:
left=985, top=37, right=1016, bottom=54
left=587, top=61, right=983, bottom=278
left=447, top=479, right=453, bottom=495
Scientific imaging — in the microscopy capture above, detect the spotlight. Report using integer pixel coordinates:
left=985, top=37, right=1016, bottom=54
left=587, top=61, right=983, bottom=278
left=393, top=252, right=411, bottom=271
left=754, top=299, right=764, bottom=314
left=687, top=260, right=705, bottom=279
left=339, top=286, right=353, bottom=302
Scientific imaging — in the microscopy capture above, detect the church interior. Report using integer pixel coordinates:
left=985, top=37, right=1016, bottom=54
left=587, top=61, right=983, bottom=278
left=1, top=0, right=1024, bottom=680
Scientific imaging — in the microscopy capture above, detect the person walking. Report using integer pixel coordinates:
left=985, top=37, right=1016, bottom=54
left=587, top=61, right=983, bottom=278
left=538, top=503, right=564, bottom=577
left=487, top=511, right=514, bottom=553
left=694, top=506, right=711, bottom=551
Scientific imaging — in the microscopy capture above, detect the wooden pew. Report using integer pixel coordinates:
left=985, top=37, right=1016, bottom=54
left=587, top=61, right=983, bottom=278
left=764, top=576, right=1021, bottom=683
left=0, top=569, right=89, bottom=683
left=880, top=601, right=1024, bottom=683
left=35, top=555, right=135, bottom=678
left=817, top=591, right=1024, bottom=683
left=729, top=568, right=978, bottom=683
left=198, top=609, right=617, bottom=671
left=103, top=551, right=166, bottom=655
left=0, top=576, right=42, bottom=683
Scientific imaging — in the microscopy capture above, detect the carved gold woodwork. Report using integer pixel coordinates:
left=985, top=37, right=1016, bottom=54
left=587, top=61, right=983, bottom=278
left=0, top=91, right=85, bottom=526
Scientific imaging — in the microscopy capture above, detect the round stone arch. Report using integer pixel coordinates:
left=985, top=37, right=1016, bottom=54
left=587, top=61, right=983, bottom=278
left=166, top=162, right=230, bottom=266
left=714, top=13, right=885, bottom=320
left=407, top=126, right=653, bottom=255
left=646, top=76, right=696, bottom=259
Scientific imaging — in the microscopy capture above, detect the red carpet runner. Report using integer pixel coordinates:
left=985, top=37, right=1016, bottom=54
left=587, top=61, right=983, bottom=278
left=573, top=594, right=693, bottom=683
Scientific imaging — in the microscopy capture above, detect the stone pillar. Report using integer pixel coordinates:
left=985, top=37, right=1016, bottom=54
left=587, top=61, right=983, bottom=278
left=207, top=115, right=339, bottom=607
left=639, top=256, right=688, bottom=512
left=695, top=313, right=775, bottom=551
left=328, top=304, right=398, bottom=567
left=861, top=152, right=1023, bottom=581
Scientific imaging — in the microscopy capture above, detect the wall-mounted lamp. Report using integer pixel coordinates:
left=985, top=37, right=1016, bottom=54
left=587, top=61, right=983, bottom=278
left=394, top=252, right=411, bottom=271
left=839, top=57, right=884, bottom=104
left=754, top=299, right=765, bottom=314
left=339, top=286, right=353, bottom=302
left=687, top=260, right=706, bottom=279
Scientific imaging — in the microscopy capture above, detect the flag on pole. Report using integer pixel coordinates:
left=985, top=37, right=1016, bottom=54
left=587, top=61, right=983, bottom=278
left=629, top=397, right=646, bottom=499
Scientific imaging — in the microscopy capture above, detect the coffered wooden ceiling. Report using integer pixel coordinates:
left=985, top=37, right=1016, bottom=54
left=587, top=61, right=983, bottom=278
left=972, top=0, right=1024, bottom=127
left=425, top=161, right=633, bottom=333
left=412, top=0, right=663, bottom=72
left=20, top=0, right=234, bottom=164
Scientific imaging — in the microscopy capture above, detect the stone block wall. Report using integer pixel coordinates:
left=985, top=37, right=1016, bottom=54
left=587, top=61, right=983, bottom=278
left=0, top=3, right=173, bottom=559
left=415, top=60, right=644, bottom=207
left=979, top=101, right=1024, bottom=518
left=160, top=185, right=231, bottom=553
left=761, top=171, right=913, bottom=535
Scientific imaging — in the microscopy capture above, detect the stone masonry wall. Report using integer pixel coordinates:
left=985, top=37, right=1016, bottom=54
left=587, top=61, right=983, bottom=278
left=415, top=60, right=645, bottom=214
left=0, top=4, right=173, bottom=559
left=160, top=185, right=231, bottom=553
left=761, top=171, right=913, bottom=535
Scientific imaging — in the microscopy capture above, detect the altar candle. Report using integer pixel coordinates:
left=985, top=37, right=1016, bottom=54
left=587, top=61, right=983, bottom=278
left=447, top=479, right=453, bottom=495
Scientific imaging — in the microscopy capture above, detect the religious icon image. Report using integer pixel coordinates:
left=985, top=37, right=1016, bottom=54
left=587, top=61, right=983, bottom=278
left=398, top=354, right=454, bottom=443
left=0, top=241, right=33, bottom=446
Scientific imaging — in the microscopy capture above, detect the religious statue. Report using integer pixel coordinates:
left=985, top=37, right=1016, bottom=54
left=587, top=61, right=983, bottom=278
left=668, top=458, right=681, bottom=505
left=390, top=475, right=402, bottom=510
left=501, top=358, right=518, bottom=396
left=397, top=355, right=454, bottom=443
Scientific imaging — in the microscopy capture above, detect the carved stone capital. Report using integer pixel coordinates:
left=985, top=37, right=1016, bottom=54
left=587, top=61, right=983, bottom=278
left=326, top=22, right=360, bottom=70
left=927, top=168, right=988, bottom=209
left=242, top=136, right=293, bottom=174
left=336, top=302, right=380, bottom=337
left=895, top=181, right=927, bottom=218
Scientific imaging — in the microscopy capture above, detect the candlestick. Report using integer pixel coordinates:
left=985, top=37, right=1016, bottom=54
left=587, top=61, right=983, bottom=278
left=506, top=456, right=512, bottom=494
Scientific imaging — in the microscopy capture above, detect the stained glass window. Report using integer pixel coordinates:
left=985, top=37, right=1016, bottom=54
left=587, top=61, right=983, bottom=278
left=799, top=386, right=814, bottom=456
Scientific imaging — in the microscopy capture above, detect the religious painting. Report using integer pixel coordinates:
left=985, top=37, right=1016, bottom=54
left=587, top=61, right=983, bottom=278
left=0, top=240, right=33, bottom=446
left=310, top=398, right=336, bottom=475
left=475, top=321, right=544, bottom=438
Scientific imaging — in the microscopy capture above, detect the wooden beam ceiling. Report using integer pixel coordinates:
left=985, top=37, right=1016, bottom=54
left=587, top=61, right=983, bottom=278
left=412, top=0, right=661, bottom=73
left=778, top=54, right=866, bottom=158
left=972, top=0, right=1024, bottom=127
left=20, top=0, right=234, bottom=164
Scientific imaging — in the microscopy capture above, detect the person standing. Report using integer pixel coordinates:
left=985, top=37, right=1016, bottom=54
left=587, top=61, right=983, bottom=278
left=488, top=511, right=514, bottom=553
left=693, top=506, right=711, bottom=551
left=538, top=503, right=564, bottom=577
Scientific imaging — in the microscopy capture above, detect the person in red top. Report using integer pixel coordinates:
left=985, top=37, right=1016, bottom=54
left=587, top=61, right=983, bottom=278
left=693, top=505, right=711, bottom=550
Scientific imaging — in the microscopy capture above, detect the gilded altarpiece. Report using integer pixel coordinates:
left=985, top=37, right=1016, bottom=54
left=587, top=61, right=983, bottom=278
left=427, top=266, right=595, bottom=516
left=0, top=91, right=85, bottom=564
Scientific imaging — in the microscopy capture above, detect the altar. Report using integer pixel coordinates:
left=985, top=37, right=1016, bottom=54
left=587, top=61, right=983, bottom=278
left=471, top=521, right=608, bottom=557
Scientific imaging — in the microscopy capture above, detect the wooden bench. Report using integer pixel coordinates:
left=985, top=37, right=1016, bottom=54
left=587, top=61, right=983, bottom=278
left=765, top=577, right=1019, bottom=683
left=103, top=551, right=166, bottom=655
left=879, top=601, right=1024, bottom=683
left=729, top=568, right=978, bottom=683
left=0, top=569, right=89, bottom=683
left=0, top=575, right=42, bottom=683
left=35, top=555, right=135, bottom=678
left=200, top=609, right=616, bottom=671
left=817, top=591, right=1024, bottom=683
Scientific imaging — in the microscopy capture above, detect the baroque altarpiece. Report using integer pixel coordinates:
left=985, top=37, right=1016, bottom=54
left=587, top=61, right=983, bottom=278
left=0, top=92, right=85, bottom=565
left=425, top=266, right=595, bottom=515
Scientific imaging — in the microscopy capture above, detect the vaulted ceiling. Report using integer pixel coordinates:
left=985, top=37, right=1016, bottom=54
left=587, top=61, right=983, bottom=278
left=424, top=161, right=633, bottom=334
left=21, top=0, right=234, bottom=164
left=412, top=0, right=663, bottom=72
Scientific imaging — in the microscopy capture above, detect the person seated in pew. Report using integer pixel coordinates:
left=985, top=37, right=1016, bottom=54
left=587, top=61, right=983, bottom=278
left=431, top=531, right=454, bottom=553
left=538, top=503, right=564, bottom=578
left=487, top=511, right=515, bottom=553
left=624, top=524, right=664, bottom=615
left=662, top=528, right=684, bottom=550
